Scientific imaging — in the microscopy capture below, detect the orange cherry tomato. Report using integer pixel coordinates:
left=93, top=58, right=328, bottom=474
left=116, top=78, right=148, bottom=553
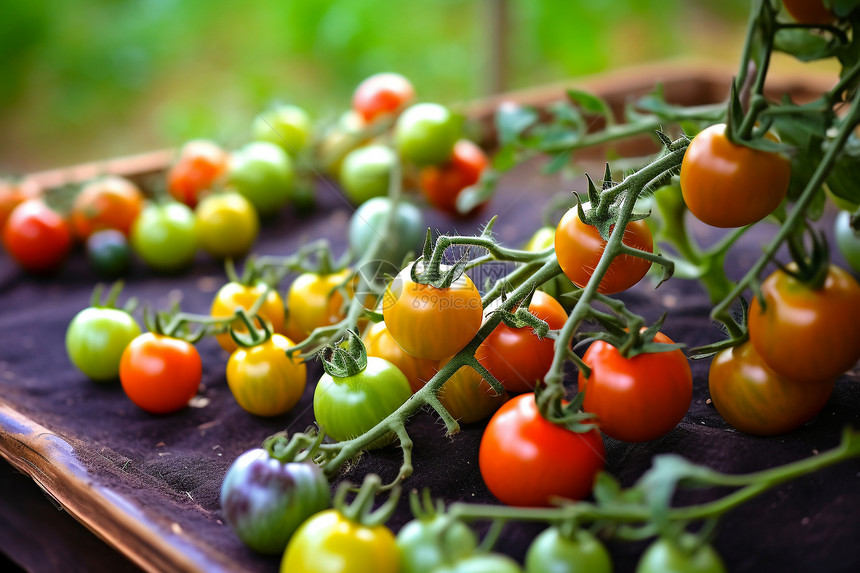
left=363, top=321, right=438, bottom=393
left=419, top=139, right=489, bottom=217
left=71, top=175, right=144, bottom=239
left=167, top=139, right=230, bottom=208
left=119, top=333, right=202, bottom=415
left=554, top=206, right=653, bottom=294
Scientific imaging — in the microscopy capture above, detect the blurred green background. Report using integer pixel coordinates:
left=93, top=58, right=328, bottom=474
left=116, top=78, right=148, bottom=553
left=0, top=0, right=751, bottom=173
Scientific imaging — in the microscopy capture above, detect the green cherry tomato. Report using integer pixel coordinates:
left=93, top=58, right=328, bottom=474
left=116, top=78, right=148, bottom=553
left=835, top=210, right=860, bottom=272
left=252, top=104, right=313, bottom=155
left=525, top=527, right=612, bottom=573
left=226, top=334, right=307, bottom=417
left=348, top=196, right=425, bottom=265
left=66, top=306, right=142, bottom=382
left=396, top=514, right=477, bottom=573
left=313, top=356, right=412, bottom=449
left=394, top=103, right=461, bottom=166
left=435, top=553, right=524, bottom=573
left=281, top=508, right=400, bottom=573
left=635, top=537, right=726, bottom=573
left=195, top=191, right=259, bottom=259
left=339, top=144, right=399, bottom=205
left=130, top=201, right=198, bottom=273
left=86, top=228, right=132, bottom=278
left=220, top=448, right=330, bottom=555
left=227, top=141, right=294, bottom=217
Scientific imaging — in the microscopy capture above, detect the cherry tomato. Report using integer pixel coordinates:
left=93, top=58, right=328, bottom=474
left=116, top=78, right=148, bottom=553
left=554, top=205, right=653, bottom=294
left=382, top=263, right=483, bottom=360
left=348, top=196, right=425, bottom=266
left=748, top=263, right=860, bottom=384
left=432, top=359, right=509, bottom=424
left=782, top=0, right=834, bottom=25
left=281, top=508, right=400, bottom=573
left=226, top=333, right=307, bottom=417
left=579, top=331, right=692, bottom=442
left=0, top=177, right=40, bottom=233
left=709, top=341, right=834, bottom=436
left=313, top=355, right=412, bottom=448
left=339, top=144, right=398, bottom=205
left=211, top=281, right=287, bottom=353
left=119, top=332, right=202, bottom=415
left=352, top=72, right=415, bottom=123
left=419, top=139, right=489, bottom=217
left=525, top=527, right=612, bottom=573
left=435, top=553, right=524, bottom=573
left=194, top=191, right=259, bottom=259
left=130, top=201, right=198, bottom=273
left=71, top=175, right=143, bottom=239
left=86, top=229, right=132, bottom=278
left=394, top=103, right=461, bottom=166
left=680, top=123, right=790, bottom=228
left=220, top=448, right=330, bottom=554
left=363, top=321, right=438, bottom=394
left=835, top=210, right=860, bottom=273
left=226, top=141, right=294, bottom=217
left=396, top=513, right=477, bottom=573
left=66, top=305, right=142, bottom=382
left=477, top=291, right=568, bottom=394
left=479, top=393, right=606, bottom=507
left=523, top=226, right=577, bottom=309
left=635, top=537, right=726, bottom=573
left=285, top=269, right=352, bottom=342
left=2, top=198, right=72, bottom=274
left=252, top=104, right=313, bottom=155
left=167, top=139, right=229, bottom=208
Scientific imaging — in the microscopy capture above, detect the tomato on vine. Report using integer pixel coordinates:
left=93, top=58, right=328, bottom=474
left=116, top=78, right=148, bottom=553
left=382, top=262, right=483, bottom=360
left=352, top=72, right=415, bottom=123
left=167, top=139, right=229, bottom=208
left=285, top=268, right=352, bottom=342
left=709, top=341, right=834, bottom=436
left=363, top=321, right=438, bottom=393
left=554, top=205, right=653, bottom=294
left=119, top=332, right=202, bottom=414
left=479, top=393, right=605, bottom=507
left=434, top=553, right=524, bottom=573
left=211, top=280, right=287, bottom=354
left=524, top=526, right=612, bottom=573
left=71, top=175, right=143, bottom=240
left=2, top=198, right=73, bottom=275
left=477, top=290, right=568, bottom=394
left=635, top=536, right=726, bottom=573
left=396, top=499, right=477, bottom=573
left=579, top=330, right=692, bottom=442
left=747, top=262, right=860, bottom=384
left=679, top=123, right=790, bottom=228
left=432, top=359, right=508, bottom=424
left=419, top=139, right=489, bottom=217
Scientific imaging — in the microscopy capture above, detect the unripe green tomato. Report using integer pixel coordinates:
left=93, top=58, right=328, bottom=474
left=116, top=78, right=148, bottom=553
left=252, top=104, right=313, bottom=155
left=130, top=202, right=198, bottom=272
left=435, top=553, right=523, bottom=573
left=635, top=537, right=726, bottom=573
left=227, top=141, right=294, bottom=217
left=835, top=210, right=860, bottom=273
left=396, top=514, right=477, bottom=573
left=348, top=196, right=425, bottom=265
left=525, top=527, right=612, bottom=573
left=339, top=144, right=398, bottom=205
left=394, top=103, right=461, bottom=166
left=66, top=307, right=142, bottom=382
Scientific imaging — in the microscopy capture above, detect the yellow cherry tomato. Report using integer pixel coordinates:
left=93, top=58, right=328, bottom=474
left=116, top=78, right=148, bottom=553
left=286, top=268, right=352, bottom=341
left=210, top=281, right=286, bottom=354
left=226, top=333, right=306, bottom=417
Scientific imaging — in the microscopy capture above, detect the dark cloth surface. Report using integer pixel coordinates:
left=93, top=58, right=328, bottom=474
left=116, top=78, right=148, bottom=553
left=0, top=159, right=859, bottom=573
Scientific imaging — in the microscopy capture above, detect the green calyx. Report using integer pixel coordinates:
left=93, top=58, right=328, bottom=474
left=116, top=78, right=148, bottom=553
left=228, top=309, right=274, bottom=348
left=319, top=329, right=368, bottom=378
left=89, top=280, right=137, bottom=314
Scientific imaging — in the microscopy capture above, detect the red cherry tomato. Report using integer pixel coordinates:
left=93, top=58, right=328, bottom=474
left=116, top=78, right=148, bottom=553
left=554, top=206, right=653, bottom=294
left=167, top=139, right=230, bottom=208
left=479, top=393, right=605, bottom=507
left=352, top=72, right=415, bottom=123
left=119, top=333, right=202, bottom=415
left=2, top=198, right=73, bottom=274
left=419, top=139, right=489, bottom=217
left=0, top=178, right=41, bottom=232
left=579, top=331, right=692, bottom=442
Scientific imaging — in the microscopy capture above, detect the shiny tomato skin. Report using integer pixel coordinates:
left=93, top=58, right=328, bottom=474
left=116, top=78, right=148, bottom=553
left=363, top=321, right=438, bottom=393
left=709, top=342, right=834, bottom=436
left=680, top=123, right=790, bottom=228
left=635, top=537, right=726, bottom=573
left=396, top=513, right=477, bottom=573
left=66, top=307, right=142, bottom=382
left=394, top=103, right=461, bottom=167
left=479, top=393, right=606, bottom=507
left=579, top=331, right=692, bottom=442
left=226, top=334, right=307, bottom=417
left=285, top=269, right=352, bottom=342
left=477, top=290, right=568, bottom=394
left=210, top=281, right=287, bottom=354
left=167, top=139, right=229, bottom=208
left=130, top=201, right=198, bottom=272
left=434, top=554, right=523, bottom=573
left=281, top=509, right=400, bottom=573
left=2, top=198, right=73, bottom=274
left=382, top=263, right=483, bottom=360
left=194, top=191, right=259, bottom=259
left=748, top=263, right=860, bottom=384
left=352, top=72, right=415, bottom=123
left=71, top=175, right=144, bottom=239
left=554, top=206, right=653, bottom=294
left=226, top=141, right=294, bottom=217
left=782, top=0, right=834, bottom=25
left=419, top=139, right=489, bottom=217
left=525, top=527, right=612, bottom=573
left=119, top=333, right=202, bottom=415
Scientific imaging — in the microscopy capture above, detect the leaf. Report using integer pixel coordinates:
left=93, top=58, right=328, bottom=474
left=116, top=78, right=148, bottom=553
left=774, top=28, right=837, bottom=62
left=495, top=103, right=539, bottom=146
left=492, top=143, right=518, bottom=172
left=591, top=472, right=622, bottom=505
left=566, top=89, right=615, bottom=126
left=542, top=149, right=573, bottom=175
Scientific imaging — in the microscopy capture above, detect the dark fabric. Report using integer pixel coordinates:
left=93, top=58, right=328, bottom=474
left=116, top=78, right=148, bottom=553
left=1, top=163, right=858, bottom=573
